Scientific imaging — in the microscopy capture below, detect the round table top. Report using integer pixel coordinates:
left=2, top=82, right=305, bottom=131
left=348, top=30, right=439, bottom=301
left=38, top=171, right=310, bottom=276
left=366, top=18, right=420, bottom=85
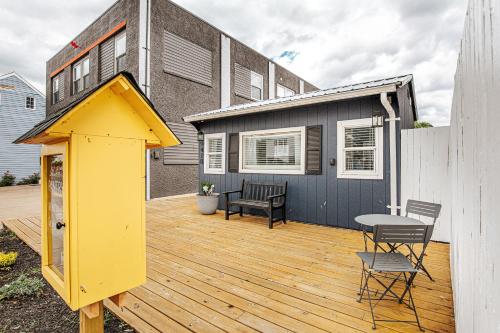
left=355, top=214, right=424, bottom=227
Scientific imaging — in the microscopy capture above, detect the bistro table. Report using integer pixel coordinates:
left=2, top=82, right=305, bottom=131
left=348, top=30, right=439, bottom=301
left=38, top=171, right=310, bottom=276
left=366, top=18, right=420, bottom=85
left=355, top=214, right=433, bottom=281
left=355, top=214, right=424, bottom=251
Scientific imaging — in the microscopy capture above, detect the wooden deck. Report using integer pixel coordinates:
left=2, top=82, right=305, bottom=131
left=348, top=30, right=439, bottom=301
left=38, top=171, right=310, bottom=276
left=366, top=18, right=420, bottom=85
left=2, top=195, right=454, bottom=333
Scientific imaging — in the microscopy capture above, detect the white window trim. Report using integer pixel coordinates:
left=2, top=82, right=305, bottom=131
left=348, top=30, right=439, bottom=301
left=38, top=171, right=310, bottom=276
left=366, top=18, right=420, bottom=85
left=204, top=133, right=226, bottom=174
left=72, top=56, right=90, bottom=94
left=239, top=126, right=306, bottom=175
left=250, top=71, right=263, bottom=101
left=337, top=118, right=383, bottom=179
left=25, top=96, right=36, bottom=110
left=114, top=31, right=126, bottom=74
left=276, top=84, right=295, bottom=98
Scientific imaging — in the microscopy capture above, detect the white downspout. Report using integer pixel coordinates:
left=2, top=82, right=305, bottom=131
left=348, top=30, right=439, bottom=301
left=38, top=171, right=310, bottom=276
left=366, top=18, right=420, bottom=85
left=380, top=92, right=399, bottom=215
left=139, top=0, right=151, bottom=200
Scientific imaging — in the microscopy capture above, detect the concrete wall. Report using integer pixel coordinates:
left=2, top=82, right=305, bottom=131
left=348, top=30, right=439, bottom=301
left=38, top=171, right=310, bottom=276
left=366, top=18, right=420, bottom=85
left=0, top=74, right=45, bottom=180
left=46, top=0, right=140, bottom=116
left=449, top=0, right=500, bottom=331
left=401, top=127, right=451, bottom=242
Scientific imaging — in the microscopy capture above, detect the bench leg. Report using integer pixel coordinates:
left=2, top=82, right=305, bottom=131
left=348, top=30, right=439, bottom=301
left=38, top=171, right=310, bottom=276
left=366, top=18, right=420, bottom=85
left=282, top=206, right=286, bottom=224
left=225, top=201, right=229, bottom=220
left=239, top=207, right=243, bottom=217
left=268, top=210, right=273, bottom=229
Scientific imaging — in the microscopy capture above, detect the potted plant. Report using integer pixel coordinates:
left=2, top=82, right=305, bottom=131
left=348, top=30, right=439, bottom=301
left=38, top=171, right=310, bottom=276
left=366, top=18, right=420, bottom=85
left=197, top=181, right=220, bottom=214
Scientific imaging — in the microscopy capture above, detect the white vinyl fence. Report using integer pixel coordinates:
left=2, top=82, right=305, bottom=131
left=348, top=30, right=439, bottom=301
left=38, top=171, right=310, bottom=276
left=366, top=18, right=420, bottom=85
left=401, top=127, right=451, bottom=242
left=448, top=0, right=500, bottom=331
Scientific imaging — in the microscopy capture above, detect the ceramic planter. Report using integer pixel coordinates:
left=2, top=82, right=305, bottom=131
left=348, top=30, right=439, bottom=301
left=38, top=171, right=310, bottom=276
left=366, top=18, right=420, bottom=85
left=197, top=194, right=220, bottom=214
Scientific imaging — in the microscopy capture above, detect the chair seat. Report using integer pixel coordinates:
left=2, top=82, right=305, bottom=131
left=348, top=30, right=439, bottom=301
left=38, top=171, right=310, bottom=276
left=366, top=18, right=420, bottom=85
left=230, top=199, right=282, bottom=208
left=356, top=252, right=418, bottom=272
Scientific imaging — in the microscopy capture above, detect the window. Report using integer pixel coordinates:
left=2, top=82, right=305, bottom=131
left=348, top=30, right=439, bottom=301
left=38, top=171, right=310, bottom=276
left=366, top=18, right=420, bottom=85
left=239, top=127, right=305, bottom=174
left=25, top=96, right=35, bottom=109
left=204, top=133, right=225, bottom=174
left=337, top=118, right=383, bottom=179
left=115, top=32, right=126, bottom=73
left=250, top=71, right=263, bottom=100
left=73, top=57, right=90, bottom=94
left=52, top=76, right=60, bottom=104
left=276, top=84, right=294, bottom=98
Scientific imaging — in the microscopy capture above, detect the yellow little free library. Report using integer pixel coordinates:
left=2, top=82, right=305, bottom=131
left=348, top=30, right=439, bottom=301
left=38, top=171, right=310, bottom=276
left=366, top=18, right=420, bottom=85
left=15, top=72, right=180, bottom=311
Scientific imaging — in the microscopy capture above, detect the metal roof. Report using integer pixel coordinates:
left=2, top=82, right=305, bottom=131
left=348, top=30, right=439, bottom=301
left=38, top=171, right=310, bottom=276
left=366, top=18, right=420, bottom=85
left=184, top=74, right=414, bottom=123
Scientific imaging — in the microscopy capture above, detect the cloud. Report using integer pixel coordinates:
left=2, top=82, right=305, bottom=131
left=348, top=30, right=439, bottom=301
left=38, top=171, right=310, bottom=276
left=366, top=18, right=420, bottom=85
left=0, top=0, right=467, bottom=126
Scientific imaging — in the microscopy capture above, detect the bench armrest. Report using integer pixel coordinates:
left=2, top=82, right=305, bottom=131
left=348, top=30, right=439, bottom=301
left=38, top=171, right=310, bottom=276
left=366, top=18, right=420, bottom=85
left=267, top=193, right=286, bottom=199
left=224, top=189, right=242, bottom=200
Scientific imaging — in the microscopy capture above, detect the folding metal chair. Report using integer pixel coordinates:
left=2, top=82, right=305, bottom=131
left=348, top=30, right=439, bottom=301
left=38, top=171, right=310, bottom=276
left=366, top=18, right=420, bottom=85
left=356, top=224, right=434, bottom=331
left=404, top=200, right=441, bottom=281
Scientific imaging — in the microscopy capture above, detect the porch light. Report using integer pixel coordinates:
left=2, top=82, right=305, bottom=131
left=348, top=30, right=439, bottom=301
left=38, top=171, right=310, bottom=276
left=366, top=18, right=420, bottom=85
left=372, top=110, right=384, bottom=128
left=197, top=131, right=204, bottom=141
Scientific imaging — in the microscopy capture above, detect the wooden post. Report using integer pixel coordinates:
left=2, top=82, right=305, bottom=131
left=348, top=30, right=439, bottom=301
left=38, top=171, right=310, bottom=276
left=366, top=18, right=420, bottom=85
left=80, top=301, right=104, bottom=333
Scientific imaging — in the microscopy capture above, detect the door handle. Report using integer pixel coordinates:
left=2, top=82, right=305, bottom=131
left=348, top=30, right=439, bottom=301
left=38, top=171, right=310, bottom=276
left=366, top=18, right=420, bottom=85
left=56, top=222, right=66, bottom=229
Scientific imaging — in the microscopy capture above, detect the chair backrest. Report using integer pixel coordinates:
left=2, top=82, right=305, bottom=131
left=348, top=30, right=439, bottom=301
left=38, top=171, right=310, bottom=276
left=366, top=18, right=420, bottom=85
left=373, top=224, right=434, bottom=245
left=241, top=180, right=287, bottom=204
left=405, top=199, right=441, bottom=223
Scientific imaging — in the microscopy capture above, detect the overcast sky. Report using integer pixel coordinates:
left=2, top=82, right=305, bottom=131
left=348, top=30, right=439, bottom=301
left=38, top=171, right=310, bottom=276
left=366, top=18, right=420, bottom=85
left=0, top=0, right=467, bottom=126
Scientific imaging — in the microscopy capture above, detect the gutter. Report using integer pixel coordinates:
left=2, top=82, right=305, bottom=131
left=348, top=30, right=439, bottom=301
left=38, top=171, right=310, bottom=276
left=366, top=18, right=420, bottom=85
left=380, top=92, right=400, bottom=215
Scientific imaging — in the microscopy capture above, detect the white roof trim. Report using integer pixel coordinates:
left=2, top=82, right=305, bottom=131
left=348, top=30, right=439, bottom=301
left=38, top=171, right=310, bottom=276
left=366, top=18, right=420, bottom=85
left=184, top=74, right=413, bottom=123
left=0, top=72, right=45, bottom=97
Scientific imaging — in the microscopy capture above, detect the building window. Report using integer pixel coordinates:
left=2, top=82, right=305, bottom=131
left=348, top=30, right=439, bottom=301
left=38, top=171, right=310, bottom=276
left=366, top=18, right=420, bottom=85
left=73, top=57, right=90, bottom=94
left=204, top=133, right=226, bottom=174
left=52, top=76, right=60, bottom=104
left=239, top=127, right=305, bottom=174
left=115, top=32, right=126, bottom=73
left=277, top=84, right=294, bottom=98
left=337, top=118, right=383, bottom=179
left=251, top=71, right=263, bottom=100
left=25, top=96, right=35, bottom=109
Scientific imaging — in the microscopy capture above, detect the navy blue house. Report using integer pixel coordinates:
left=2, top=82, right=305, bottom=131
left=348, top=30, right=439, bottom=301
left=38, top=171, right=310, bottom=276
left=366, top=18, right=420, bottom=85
left=184, top=75, right=417, bottom=230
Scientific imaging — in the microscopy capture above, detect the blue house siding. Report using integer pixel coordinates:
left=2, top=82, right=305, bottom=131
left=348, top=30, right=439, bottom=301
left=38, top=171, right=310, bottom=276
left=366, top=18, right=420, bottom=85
left=0, top=74, right=45, bottom=180
left=197, top=95, right=401, bottom=229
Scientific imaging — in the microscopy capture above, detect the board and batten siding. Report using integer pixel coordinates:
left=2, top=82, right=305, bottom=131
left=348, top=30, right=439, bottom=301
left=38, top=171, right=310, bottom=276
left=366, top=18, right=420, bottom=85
left=163, top=31, right=212, bottom=87
left=197, top=95, right=394, bottom=229
left=449, top=0, right=500, bottom=331
left=163, top=122, right=198, bottom=165
left=401, top=127, right=451, bottom=242
left=0, top=75, right=45, bottom=180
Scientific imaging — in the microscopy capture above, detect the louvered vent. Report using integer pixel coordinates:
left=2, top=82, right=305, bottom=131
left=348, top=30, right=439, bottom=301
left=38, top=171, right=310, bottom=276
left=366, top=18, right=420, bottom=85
left=163, top=31, right=212, bottom=87
left=99, top=38, right=115, bottom=81
left=305, top=125, right=322, bottom=175
left=163, top=123, right=198, bottom=165
left=234, top=63, right=251, bottom=99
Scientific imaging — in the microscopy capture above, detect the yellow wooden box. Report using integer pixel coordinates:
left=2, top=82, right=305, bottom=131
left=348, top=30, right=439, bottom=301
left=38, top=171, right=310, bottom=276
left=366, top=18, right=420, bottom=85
left=15, top=73, right=180, bottom=310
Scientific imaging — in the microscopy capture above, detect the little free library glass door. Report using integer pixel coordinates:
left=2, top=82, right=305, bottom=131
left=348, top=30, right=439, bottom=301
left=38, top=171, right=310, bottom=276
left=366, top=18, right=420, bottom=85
left=41, top=142, right=70, bottom=303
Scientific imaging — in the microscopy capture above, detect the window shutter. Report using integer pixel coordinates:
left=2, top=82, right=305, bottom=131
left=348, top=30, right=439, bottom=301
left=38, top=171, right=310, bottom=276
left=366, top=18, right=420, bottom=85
left=99, top=37, right=115, bottom=81
left=163, top=31, right=213, bottom=86
left=305, top=125, right=322, bottom=175
left=234, top=63, right=251, bottom=99
left=228, top=133, right=239, bottom=172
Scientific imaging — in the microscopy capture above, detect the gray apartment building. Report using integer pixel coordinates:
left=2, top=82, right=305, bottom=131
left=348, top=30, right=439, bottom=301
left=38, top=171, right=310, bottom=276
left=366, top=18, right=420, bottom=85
left=45, top=0, right=318, bottom=199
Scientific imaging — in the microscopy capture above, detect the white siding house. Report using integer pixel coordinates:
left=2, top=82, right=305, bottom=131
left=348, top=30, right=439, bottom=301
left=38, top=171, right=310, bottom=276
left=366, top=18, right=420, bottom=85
left=0, top=72, right=45, bottom=181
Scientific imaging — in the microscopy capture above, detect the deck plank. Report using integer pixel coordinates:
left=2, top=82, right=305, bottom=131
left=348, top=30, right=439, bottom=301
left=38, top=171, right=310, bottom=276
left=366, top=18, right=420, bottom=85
left=1, top=195, right=455, bottom=332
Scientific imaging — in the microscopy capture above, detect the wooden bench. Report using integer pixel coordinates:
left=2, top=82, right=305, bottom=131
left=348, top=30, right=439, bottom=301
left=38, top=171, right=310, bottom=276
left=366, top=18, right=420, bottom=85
left=223, top=180, right=287, bottom=229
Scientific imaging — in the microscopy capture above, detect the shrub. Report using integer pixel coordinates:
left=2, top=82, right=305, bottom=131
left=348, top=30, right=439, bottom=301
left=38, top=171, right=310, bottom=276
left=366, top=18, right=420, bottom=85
left=0, top=252, right=17, bottom=268
left=17, top=172, right=40, bottom=185
left=0, top=274, right=44, bottom=301
left=414, top=121, right=433, bottom=128
left=0, top=171, right=15, bottom=187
